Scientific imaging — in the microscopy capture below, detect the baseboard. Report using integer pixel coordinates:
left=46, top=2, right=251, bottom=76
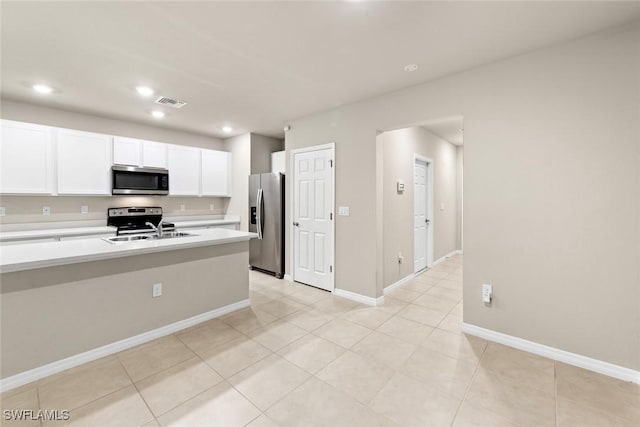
left=462, top=323, right=640, bottom=384
left=383, top=273, right=416, bottom=293
left=334, top=288, right=384, bottom=306
left=284, top=274, right=293, bottom=282
left=432, top=249, right=462, bottom=267
left=0, top=299, right=251, bottom=393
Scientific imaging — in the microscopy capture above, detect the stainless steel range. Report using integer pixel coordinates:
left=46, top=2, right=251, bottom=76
left=104, top=207, right=195, bottom=244
left=106, top=207, right=175, bottom=235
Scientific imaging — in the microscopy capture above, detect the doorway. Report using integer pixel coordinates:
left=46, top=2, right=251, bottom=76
left=414, top=155, right=434, bottom=272
left=290, top=143, right=335, bottom=292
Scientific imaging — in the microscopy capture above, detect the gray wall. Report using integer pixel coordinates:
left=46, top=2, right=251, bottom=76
left=381, top=126, right=460, bottom=287
left=250, top=133, right=284, bottom=174
left=285, top=23, right=640, bottom=370
left=0, top=100, right=230, bottom=223
left=456, top=145, right=463, bottom=251
left=1, top=242, right=250, bottom=378
left=224, top=133, right=284, bottom=231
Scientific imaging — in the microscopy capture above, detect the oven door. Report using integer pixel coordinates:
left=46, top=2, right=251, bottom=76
left=112, top=166, right=169, bottom=195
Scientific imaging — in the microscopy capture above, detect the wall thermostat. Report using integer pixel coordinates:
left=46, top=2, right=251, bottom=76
left=397, top=180, right=405, bottom=193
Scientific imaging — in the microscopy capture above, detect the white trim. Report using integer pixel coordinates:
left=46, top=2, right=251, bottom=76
left=463, top=323, right=640, bottom=384
left=289, top=143, right=336, bottom=292
left=283, top=273, right=293, bottom=282
left=383, top=273, right=416, bottom=293
left=0, top=299, right=250, bottom=393
left=413, top=154, right=434, bottom=271
left=432, top=249, right=462, bottom=266
left=334, top=289, right=384, bottom=306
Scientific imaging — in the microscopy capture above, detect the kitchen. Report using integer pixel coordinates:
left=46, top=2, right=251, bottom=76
left=2, top=2, right=640, bottom=427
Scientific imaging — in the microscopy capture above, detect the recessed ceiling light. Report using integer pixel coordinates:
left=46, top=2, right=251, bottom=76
left=403, top=64, right=419, bottom=72
left=151, top=111, right=165, bottom=119
left=136, top=86, right=154, bottom=97
left=222, top=126, right=233, bottom=133
left=33, top=84, right=53, bottom=94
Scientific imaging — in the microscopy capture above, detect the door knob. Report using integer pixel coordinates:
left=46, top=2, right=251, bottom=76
left=425, top=219, right=430, bottom=224
left=293, top=222, right=299, bottom=227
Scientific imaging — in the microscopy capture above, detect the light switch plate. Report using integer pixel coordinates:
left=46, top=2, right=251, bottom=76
left=482, top=284, right=493, bottom=304
left=338, top=206, right=350, bottom=216
left=440, top=202, right=445, bottom=211
left=152, top=283, right=162, bottom=298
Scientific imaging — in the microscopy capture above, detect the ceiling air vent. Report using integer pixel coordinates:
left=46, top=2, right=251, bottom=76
left=154, top=96, right=187, bottom=109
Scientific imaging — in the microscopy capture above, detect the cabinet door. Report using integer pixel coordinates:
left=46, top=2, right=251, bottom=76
left=57, top=129, right=112, bottom=195
left=201, top=149, right=232, bottom=197
left=142, top=141, right=167, bottom=168
left=168, top=145, right=200, bottom=196
left=113, top=137, right=141, bottom=166
left=0, top=120, right=54, bottom=194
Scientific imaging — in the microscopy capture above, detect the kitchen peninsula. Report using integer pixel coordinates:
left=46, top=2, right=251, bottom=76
left=0, top=228, right=256, bottom=388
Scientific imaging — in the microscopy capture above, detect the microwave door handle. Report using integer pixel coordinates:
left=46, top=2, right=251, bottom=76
left=256, top=188, right=263, bottom=240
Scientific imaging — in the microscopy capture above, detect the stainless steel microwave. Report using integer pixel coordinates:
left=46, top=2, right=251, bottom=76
left=111, top=165, right=169, bottom=195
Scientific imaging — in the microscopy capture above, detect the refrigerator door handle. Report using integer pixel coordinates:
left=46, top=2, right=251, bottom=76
left=257, top=188, right=263, bottom=240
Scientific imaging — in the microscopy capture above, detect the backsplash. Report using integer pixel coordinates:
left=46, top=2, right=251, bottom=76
left=0, top=196, right=231, bottom=224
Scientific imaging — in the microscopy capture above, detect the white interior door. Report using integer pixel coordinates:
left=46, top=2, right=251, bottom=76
left=414, top=159, right=429, bottom=272
left=293, top=147, right=334, bottom=291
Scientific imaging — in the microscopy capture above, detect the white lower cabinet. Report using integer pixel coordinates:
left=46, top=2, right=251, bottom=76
left=57, top=129, right=112, bottom=195
left=201, top=149, right=232, bottom=197
left=168, top=145, right=201, bottom=196
left=0, top=120, right=54, bottom=194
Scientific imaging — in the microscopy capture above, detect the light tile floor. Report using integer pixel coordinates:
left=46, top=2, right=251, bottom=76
left=2, top=254, right=639, bottom=426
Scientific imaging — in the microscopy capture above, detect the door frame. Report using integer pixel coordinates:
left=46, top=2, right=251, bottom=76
left=289, top=143, right=336, bottom=291
left=414, top=154, right=434, bottom=272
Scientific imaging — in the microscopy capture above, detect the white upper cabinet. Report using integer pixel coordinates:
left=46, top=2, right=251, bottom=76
left=57, top=128, right=112, bottom=195
left=142, top=141, right=167, bottom=168
left=201, top=149, right=232, bottom=197
left=113, top=137, right=167, bottom=169
left=113, top=136, right=141, bottom=166
left=0, top=120, right=54, bottom=194
left=167, top=145, right=200, bottom=196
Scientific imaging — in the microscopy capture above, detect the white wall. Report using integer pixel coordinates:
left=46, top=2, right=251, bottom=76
left=224, top=133, right=251, bottom=231
left=286, top=23, right=640, bottom=370
left=381, top=126, right=460, bottom=287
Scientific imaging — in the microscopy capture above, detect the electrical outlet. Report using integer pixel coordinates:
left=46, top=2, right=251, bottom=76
left=152, top=283, right=162, bottom=298
left=81, top=205, right=89, bottom=214
left=180, top=204, right=186, bottom=211
left=42, top=206, right=51, bottom=215
left=482, top=284, right=493, bottom=304
left=209, top=204, right=215, bottom=211
left=0, top=207, right=5, bottom=216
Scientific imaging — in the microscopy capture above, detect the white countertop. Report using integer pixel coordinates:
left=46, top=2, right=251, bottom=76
left=0, top=228, right=257, bottom=273
left=0, top=226, right=117, bottom=242
left=0, top=215, right=241, bottom=242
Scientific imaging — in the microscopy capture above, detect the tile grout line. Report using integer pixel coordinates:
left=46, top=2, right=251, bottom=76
left=447, top=340, right=489, bottom=427
left=116, top=354, right=158, bottom=426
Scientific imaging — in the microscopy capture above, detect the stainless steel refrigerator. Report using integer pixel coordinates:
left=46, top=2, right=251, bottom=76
left=249, top=173, right=285, bottom=278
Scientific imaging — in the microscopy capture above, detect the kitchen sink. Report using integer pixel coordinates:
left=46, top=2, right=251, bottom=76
left=149, top=232, right=193, bottom=239
left=103, top=232, right=194, bottom=244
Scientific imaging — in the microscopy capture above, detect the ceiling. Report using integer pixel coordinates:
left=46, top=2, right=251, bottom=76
left=2, top=2, right=639, bottom=139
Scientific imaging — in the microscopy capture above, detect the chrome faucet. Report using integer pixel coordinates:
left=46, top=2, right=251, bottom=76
left=145, top=221, right=163, bottom=238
